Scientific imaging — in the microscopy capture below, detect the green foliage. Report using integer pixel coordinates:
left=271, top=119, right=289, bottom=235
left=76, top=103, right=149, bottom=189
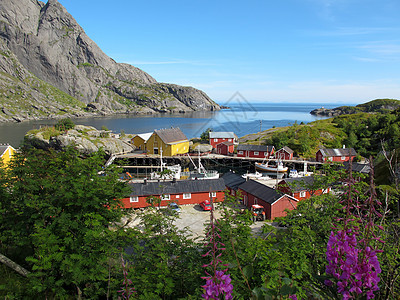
left=265, top=120, right=344, bottom=158
left=200, top=128, right=212, bottom=142
left=0, top=147, right=130, bottom=298
left=55, top=117, right=75, bottom=131
left=1, top=148, right=400, bottom=299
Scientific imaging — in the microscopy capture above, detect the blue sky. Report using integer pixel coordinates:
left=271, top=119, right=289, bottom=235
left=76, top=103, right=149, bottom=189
left=57, top=0, right=400, bottom=105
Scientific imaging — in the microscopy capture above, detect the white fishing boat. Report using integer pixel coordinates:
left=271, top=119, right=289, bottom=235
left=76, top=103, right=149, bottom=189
left=150, top=150, right=181, bottom=180
left=289, top=162, right=313, bottom=178
left=242, top=171, right=272, bottom=180
left=184, top=153, right=220, bottom=180
left=255, top=160, right=288, bottom=173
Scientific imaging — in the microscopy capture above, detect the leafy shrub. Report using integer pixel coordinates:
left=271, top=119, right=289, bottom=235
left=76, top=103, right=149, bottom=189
left=55, top=118, right=75, bottom=131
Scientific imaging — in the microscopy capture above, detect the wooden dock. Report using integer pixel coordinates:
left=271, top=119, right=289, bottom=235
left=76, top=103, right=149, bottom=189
left=111, top=152, right=322, bottom=174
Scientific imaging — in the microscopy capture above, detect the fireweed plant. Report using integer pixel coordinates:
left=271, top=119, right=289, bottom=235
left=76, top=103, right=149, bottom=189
left=118, top=253, right=136, bottom=299
left=202, top=198, right=234, bottom=300
left=325, top=161, right=383, bottom=299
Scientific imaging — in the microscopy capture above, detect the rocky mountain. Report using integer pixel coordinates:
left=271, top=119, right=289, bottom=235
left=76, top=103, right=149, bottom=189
left=310, top=99, right=400, bottom=117
left=0, top=0, right=220, bottom=122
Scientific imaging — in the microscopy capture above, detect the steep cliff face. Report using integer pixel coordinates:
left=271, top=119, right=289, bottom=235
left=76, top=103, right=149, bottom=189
left=0, top=0, right=220, bottom=122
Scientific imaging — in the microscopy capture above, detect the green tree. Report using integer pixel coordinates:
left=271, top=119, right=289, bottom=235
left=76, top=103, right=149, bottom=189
left=200, top=128, right=212, bottom=142
left=55, top=117, right=75, bottom=131
left=0, top=147, right=130, bottom=298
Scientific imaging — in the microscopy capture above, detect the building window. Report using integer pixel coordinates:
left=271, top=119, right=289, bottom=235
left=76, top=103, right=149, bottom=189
left=130, top=196, right=139, bottom=203
left=238, top=151, right=243, bottom=155
left=183, top=193, right=191, bottom=199
left=228, top=139, right=232, bottom=142
left=300, top=191, right=306, bottom=198
left=254, top=151, right=259, bottom=156
left=209, top=192, right=217, bottom=198
left=214, top=139, right=218, bottom=142
left=254, top=197, right=258, bottom=204
left=341, top=156, right=346, bottom=160
left=176, top=195, right=180, bottom=198
left=161, top=194, right=170, bottom=200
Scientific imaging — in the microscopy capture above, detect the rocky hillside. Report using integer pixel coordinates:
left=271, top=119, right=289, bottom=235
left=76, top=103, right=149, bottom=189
left=25, top=124, right=135, bottom=155
left=310, top=99, right=400, bottom=117
left=0, top=0, right=220, bottom=122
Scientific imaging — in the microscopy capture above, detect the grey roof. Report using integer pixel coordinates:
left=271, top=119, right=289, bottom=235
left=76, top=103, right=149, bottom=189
left=342, top=162, right=371, bottom=174
left=238, top=179, right=283, bottom=205
left=209, top=131, right=237, bottom=139
left=319, top=148, right=357, bottom=157
left=278, top=176, right=316, bottom=192
left=277, top=146, right=294, bottom=154
left=237, top=144, right=274, bottom=152
left=154, top=128, right=188, bottom=144
left=129, top=178, right=226, bottom=196
left=221, top=172, right=246, bottom=190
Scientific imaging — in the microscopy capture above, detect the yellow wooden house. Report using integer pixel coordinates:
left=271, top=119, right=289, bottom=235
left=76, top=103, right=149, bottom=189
left=0, top=144, right=17, bottom=169
left=146, top=128, right=189, bottom=156
left=131, top=132, right=153, bottom=151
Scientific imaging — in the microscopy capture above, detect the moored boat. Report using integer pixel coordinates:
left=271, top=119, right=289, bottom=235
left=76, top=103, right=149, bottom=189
left=255, top=160, right=288, bottom=173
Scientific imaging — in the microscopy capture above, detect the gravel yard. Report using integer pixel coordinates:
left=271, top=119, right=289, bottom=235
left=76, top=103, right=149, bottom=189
left=123, top=204, right=267, bottom=238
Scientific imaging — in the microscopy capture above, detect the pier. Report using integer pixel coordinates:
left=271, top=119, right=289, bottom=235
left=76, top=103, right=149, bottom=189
left=110, top=152, right=322, bottom=177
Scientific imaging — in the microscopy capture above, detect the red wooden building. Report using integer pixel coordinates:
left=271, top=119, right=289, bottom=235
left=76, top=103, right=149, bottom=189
left=209, top=132, right=238, bottom=149
left=237, top=145, right=275, bottom=158
left=316, top=147, right=357, bottom=163
left=121, top=178, right=226, bottom=209
left=237, top=179, right=298, bottom=220
left=216, top=141, right=234, bottom=155
left=275, top=146, right=294, bottom=160
left=277, top=176, right=330, bottom=201
left=221, top=172, right=246, bottom=198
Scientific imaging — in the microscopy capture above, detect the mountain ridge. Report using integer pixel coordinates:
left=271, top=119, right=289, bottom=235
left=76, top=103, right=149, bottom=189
left=0, top=0, right=220, bottom=122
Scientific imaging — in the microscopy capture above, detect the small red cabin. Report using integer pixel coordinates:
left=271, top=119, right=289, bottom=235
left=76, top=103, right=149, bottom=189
left=277, top=176, right=330, bottom=201
left=216, top=141, right=234, bottom=155
left=275, top=146, right=294, bottom=160
left=209, top=132, right=238, bottom=149
left=237, top=179, right=298, bottom=220
left=237, top=145, right=274, bottom=158
left=316, top=147, right=357, bottom=163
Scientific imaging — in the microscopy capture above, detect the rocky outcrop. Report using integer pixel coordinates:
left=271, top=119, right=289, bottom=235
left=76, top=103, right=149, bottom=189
left=0, top=0, right=220, bottom=122
left=24, top=124, right=135, bottom=155
left=310, top=99, right=400, bottom=117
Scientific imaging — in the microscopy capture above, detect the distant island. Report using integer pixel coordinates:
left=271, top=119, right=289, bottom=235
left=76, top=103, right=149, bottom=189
left=310, top=99, right=400, bottom=117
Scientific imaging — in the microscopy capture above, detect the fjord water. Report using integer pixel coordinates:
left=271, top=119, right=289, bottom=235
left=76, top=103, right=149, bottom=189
left=0, top=102, right=342, bottom=147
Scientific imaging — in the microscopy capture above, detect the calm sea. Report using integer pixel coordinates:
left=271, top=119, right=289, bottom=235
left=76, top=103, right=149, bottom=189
left=0, top=102, right=347, bottom=147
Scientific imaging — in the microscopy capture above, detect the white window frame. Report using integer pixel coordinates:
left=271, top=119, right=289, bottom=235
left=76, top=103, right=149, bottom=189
left=238, top=151, right=243, bottom=155
left=130, top=196, right=139, bottom=203
left=300, top=191, right=306, bottom=198
left=209, top=192, right=217, bottom=198
left=228, top=139, right=232, bottom=142
left=341, top=156, right=346, bottom=160
left=161, top=194, right=170, bottom=200
left=254, top=151, right=259, bottom=156
left=183, top=193, right=191, bottom=199
left=214, top=138, right=218, bottom=142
